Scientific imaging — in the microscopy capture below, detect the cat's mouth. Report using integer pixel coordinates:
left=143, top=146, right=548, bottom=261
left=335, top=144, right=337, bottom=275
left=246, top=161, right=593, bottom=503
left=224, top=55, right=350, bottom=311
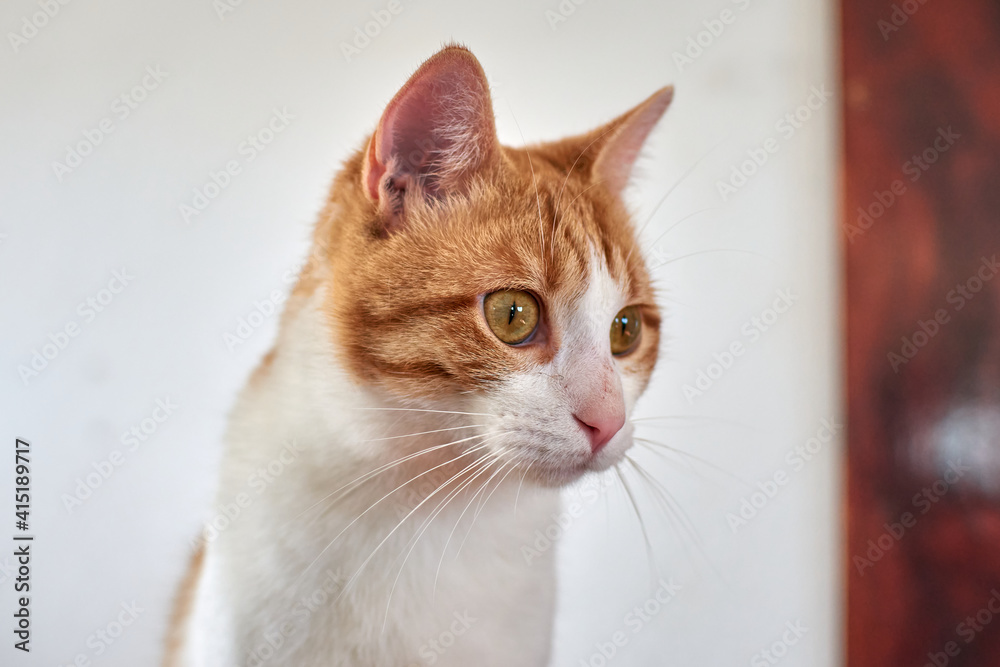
left=514, top=430, right=634, bottom=488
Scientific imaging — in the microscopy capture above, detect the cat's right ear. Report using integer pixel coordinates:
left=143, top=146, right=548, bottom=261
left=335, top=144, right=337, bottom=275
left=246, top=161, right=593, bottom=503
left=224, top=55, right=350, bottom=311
left=361, top=45, right=500, bottom=234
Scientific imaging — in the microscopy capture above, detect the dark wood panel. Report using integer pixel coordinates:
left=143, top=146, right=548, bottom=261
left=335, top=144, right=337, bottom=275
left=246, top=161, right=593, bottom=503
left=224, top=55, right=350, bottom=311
left=843, top=0, right=1000, bottom=665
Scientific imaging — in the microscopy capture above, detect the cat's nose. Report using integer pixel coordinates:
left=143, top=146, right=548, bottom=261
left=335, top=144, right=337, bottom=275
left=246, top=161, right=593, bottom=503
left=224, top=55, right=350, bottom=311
left=574, top=403, right=625, bottom=453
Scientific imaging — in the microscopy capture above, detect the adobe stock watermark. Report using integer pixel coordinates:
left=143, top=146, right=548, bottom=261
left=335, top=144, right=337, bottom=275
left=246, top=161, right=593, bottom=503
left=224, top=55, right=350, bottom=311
left=410, top=610, right=478, bottom=666
left=750, top=620, right=809, bottom=666
left=726, top=416, right=842, bottom=533
left=61, top=397, right=179, bottom=513
left=0, top=556, right=15, bottom=586
left=56, top=601, right=144, bottom=667
left=178, top=107, right=294, bottom=225
left=888, top=255, right=998, bottom=372
left=7, top=0, right=74, bottom=54
left=843, top=126, right=960, bottom=243
left=243, top=567, right=346, bottom=667
left=878, top=0, right=933, bottom=40
left=853, top=459, right=970, bottom=576
left=224, top=289, right=287, bottom=352
left=544, top=0, right=591, bottom=31
left=716, top=84, right=833, bottom=202
left=922, top=589, right=1000, bottom=667
left=520, top=470, right=615, bottom=565
left=52, top=65, right=169, bottom=182
left=340, top=0, right=403, bottom=62
left=225, top=240, right=336, bottom=351
left=576, top=578, right=682, bottom=667
left=17, top=268, right=135, bottom=386
left=672, top=0, right=755, bottom=71
left=682, top=289, right=796, bottom=404
left=213, top=0, right=251, bottom=21
left=191, top=439, right=305, bottom=549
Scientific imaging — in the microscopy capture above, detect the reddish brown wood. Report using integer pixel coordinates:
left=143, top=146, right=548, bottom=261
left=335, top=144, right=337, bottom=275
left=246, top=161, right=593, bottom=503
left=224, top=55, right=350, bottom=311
left=844, top=0, right=1000, bottom=665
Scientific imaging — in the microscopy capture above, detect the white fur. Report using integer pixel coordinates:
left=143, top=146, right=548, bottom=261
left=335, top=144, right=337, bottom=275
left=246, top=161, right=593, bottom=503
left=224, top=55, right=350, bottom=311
left=179, top=251, right=642, bottom=666
left=477, top=253, right=639, bottom=485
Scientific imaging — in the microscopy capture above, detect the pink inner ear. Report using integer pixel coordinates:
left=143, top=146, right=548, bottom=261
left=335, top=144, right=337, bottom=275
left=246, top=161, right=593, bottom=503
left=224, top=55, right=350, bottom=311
left=593, top=87, right=674, bottom=195
left=365, top=46, right=498, bottom=204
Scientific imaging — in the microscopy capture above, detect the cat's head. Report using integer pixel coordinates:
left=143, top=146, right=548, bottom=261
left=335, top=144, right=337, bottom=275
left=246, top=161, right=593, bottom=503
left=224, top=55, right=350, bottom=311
left=313, top=45, right=671, bottom=486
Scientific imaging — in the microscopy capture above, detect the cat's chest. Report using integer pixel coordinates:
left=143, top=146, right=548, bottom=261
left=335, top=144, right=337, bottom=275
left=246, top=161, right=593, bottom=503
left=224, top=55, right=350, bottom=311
left=238, top=479, right=560, bottom=665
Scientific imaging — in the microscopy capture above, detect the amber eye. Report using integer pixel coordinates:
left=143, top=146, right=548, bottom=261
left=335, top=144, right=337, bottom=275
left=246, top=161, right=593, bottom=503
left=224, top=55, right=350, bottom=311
left=610, top=306, right=642, bottom=356
left=483, top=290, right=540, bottom=345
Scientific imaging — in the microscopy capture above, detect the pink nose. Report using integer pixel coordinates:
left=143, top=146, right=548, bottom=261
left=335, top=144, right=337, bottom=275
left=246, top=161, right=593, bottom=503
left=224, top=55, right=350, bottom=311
left=574, top=404, right=626, bottom=453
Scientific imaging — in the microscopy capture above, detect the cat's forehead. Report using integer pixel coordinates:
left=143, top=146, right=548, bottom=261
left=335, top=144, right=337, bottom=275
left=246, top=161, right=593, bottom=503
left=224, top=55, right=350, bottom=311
left=461, top=168, right=645, bottom=303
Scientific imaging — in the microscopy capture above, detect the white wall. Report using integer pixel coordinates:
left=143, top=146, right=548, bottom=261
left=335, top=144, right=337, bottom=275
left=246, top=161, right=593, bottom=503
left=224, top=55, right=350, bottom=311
left=0, top=0, right=841, bottom=664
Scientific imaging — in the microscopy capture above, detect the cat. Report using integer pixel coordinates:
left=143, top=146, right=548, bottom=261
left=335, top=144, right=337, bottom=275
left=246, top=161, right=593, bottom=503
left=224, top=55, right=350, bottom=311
left=165, top=44, right=672, bottom=667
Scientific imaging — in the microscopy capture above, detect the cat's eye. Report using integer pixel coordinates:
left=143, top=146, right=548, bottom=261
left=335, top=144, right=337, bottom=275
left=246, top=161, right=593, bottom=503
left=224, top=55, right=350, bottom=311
left=610, top=306, right=642, bottom=356
left=483, top=290, right=539, bottom=345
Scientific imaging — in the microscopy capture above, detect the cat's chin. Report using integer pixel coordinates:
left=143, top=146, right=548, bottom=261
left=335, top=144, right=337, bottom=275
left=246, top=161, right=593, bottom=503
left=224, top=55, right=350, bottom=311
left=528, top=452, right=626, bottom=488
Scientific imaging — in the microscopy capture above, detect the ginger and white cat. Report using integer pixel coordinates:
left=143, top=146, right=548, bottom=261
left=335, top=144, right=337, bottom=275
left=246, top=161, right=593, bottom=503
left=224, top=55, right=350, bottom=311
left=166, top=44, right=672, bottom=666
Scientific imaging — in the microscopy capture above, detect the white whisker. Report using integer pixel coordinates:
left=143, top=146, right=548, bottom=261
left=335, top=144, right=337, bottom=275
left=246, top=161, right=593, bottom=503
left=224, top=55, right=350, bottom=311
left=360, top=423, right=482, bottom=443
left=473, top=456, right=519, bottom=521
left=513, top=460, right=535, bottom=514
left=430, top=452, right=510, bottom=599
left=613, top=464, right=659, bottom=582
left=650, top=248, right=776, bottom=272
left=550, top=125, right=619, bottom=254
left=296, top=431, right=494, bottom=521
left=293, top=436, right=504, bottom=587
left=328, top=436, right=508, bottom=610
left=349, top=407, right=494, bottom=418
left=633, top=138, right=724, bottom=243
left=385, top=451, right=507, bottom=626
left=505, top=101, right=546, bottom=257
left=643, top=207, right=720, bottom=255
left=454, top=456, right=516, bottom=558
left=624, top=455, right=724, bottom=581
left=634, top=437, right=750, bottom=488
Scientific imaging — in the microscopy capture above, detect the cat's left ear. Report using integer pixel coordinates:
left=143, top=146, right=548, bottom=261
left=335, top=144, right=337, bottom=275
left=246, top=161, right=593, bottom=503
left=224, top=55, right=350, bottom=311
left=590, top=87, right=674, bottom=196
left=362, top=45, right=499, bottom=232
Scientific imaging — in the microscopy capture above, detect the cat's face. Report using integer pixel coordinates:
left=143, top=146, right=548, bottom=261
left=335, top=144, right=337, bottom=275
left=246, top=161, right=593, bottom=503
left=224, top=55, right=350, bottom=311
left=314, top=46, right=670, bottom=486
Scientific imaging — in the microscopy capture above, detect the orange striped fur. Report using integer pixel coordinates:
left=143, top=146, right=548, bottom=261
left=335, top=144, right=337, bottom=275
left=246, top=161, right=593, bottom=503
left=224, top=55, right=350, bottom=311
left=285, top=45, right=667, bottom=402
